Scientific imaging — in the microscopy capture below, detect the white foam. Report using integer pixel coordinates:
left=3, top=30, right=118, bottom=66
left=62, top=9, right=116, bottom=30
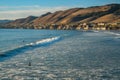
left=115, top=37, right=120, bottom=39
left=26, top=36, right=60, bottom=46
left=26, top=42, right=34, bottom=46
left=104, top=31, right=120, bottom=36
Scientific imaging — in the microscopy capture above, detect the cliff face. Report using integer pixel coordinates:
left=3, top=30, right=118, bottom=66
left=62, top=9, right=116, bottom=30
left=3, top=4, right=120, bottom=28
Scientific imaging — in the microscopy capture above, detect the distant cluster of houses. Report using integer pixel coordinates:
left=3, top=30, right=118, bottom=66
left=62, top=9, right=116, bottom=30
left=4, top=22, right=120, bottom=30
left=32, top=22, right=120, bottom=30
left=75, top=22, right=120, bottom=30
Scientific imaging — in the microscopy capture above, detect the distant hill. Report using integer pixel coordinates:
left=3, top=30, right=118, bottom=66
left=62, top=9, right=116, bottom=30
left=3, top=16, right=38, bottom=28
left=0, top=20, right=13, bottom=24
left=32, top=4, right=120, bottom=25
left=2, top=3, right=120, bottom=29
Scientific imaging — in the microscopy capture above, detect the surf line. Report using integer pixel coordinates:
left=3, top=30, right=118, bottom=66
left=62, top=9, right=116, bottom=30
left=0, top=36, right=61, bottom=61
left=104, top=31, right=120, bottom=36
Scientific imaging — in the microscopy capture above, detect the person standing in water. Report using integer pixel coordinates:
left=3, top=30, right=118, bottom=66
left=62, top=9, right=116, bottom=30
left=28, top=61, right=31, bottom=66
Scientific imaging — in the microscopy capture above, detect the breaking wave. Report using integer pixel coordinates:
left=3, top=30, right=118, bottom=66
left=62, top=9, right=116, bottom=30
left=26, top=36, right=60, bottom=46
left=0, top=36, right=61, bottom=61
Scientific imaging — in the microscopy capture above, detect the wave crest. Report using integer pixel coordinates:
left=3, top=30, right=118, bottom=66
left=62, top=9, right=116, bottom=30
left=0, top=36, right=61, bottom=61
left=26, top=36, right=60, bottom=46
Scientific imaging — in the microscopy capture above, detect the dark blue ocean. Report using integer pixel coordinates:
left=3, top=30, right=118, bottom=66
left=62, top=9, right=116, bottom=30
left=0, top=29, right=120, bottom=80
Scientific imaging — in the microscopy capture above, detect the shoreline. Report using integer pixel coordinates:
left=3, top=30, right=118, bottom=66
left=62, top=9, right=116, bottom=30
left=1, top=22, right=120, bottom=30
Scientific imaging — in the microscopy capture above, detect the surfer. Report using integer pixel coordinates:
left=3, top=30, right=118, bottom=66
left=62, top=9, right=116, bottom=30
left=28, top=61, right=31, bottom=66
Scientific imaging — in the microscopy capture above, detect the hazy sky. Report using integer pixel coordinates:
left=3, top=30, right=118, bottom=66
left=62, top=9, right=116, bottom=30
left=0, top=0, right=120, bottom=20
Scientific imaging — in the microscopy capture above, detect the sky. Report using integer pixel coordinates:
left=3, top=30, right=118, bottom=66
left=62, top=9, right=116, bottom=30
left=0, top=0, right=120, bottom=20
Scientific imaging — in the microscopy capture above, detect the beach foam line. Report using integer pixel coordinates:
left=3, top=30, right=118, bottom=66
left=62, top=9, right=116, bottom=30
left=0, top=36, right=61, bottom=61
left=92, top=30, right=99, bottom=33
left=104, top=31, right=120, bottom=36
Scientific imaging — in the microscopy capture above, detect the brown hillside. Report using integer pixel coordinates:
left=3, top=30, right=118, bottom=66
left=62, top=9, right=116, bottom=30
left=7, top=16, right=37, bottom=27
left=32, top=4, right=120, bottom=25
left=5, top=4, right=120, bottom=28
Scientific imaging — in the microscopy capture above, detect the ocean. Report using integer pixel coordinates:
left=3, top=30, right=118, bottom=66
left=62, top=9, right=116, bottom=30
left=0, top=29, right=120, bottom=80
